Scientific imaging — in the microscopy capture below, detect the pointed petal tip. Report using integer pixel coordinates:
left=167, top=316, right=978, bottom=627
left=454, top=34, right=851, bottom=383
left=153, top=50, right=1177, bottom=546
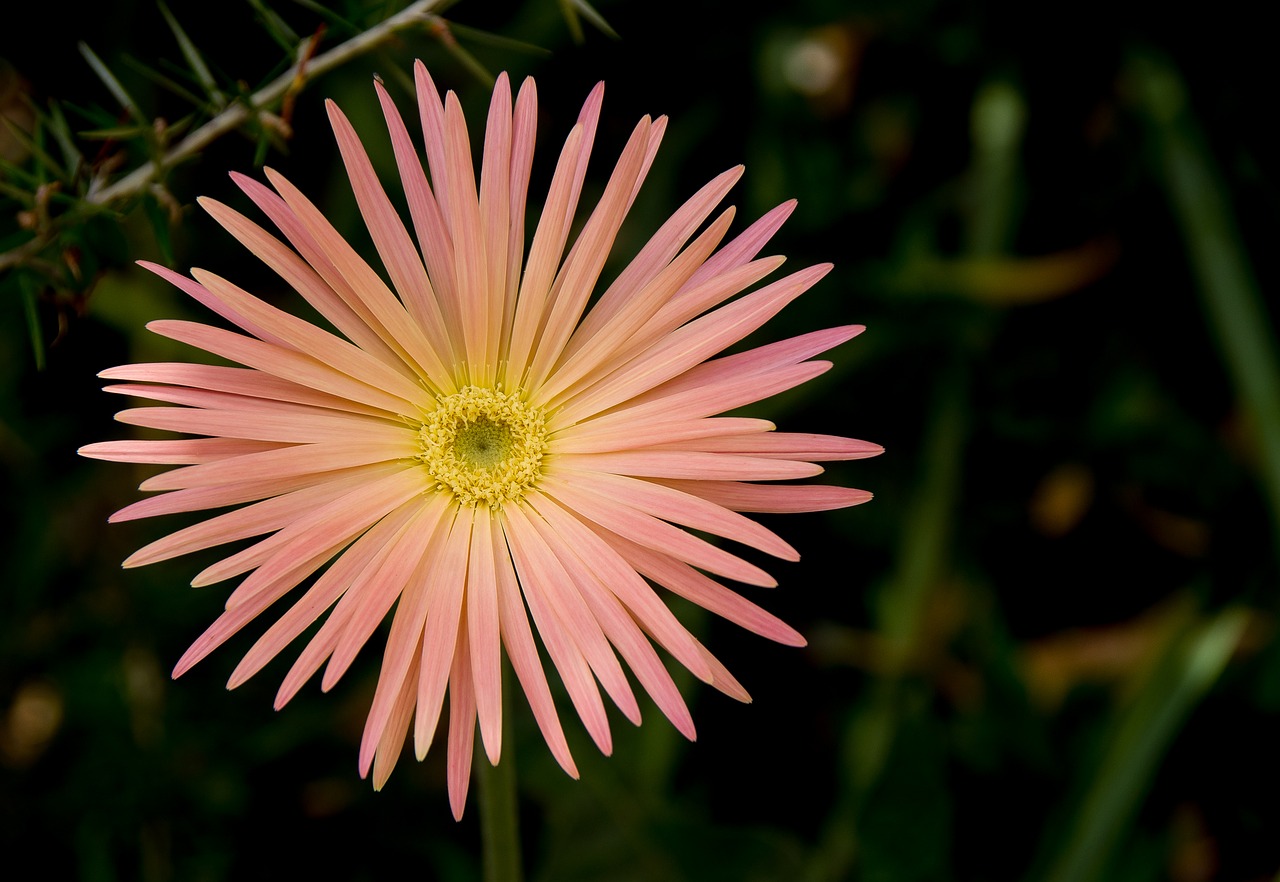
left=171, top=652, right=198, bottom=679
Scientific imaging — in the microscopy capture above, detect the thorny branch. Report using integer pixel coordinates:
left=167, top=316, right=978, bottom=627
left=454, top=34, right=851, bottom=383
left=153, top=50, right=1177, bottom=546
left=0, top=0, right=450, bottom=275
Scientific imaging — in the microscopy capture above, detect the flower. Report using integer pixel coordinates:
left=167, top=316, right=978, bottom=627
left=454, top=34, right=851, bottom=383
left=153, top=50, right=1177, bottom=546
left=80, top=62, right=880, bottom=819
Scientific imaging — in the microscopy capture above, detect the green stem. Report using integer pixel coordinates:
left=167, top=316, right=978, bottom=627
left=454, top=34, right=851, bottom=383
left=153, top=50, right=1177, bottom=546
left=1134, top=54, right=1280, bottom=561
left=477, top=698, right=522, bottom=882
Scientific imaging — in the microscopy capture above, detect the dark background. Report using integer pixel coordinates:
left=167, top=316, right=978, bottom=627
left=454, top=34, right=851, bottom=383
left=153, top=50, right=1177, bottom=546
left=2, top=1, right=1278, bottom=879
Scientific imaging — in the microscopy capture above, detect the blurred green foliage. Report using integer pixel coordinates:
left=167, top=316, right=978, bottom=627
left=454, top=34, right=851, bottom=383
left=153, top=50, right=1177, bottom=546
left=2, top=1, right=1278, bottom=880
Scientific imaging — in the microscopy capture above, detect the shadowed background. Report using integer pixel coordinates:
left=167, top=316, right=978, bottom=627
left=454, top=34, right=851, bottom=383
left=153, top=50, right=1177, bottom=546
left=2, top=1, right=1278, bottom=880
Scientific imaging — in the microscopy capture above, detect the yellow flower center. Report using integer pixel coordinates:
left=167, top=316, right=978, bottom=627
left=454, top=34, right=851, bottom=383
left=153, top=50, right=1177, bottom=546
left=417, top=385, right=548, bottom=508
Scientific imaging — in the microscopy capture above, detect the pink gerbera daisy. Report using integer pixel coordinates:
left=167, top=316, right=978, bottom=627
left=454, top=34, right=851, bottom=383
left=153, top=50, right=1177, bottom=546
left=80, top=62, right=879, bottom=819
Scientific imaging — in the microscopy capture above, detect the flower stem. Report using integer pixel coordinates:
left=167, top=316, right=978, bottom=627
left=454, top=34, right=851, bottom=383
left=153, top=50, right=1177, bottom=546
left=477, top=700, right=522, bottom=882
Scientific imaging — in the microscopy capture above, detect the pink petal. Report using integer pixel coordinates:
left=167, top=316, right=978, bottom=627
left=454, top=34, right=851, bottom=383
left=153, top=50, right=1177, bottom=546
left=146, top=320, right=420, bottom=414
left=79, top=437, right=279, bottom=465
left=141, top=262, right=286, bottom=348
left=413, top=506, right=472, bottom=760
left=358, top=497, right=454, bottom=774
left=269, top=498, right=426, bottom=705
left=656, top=432, right=884, bottom=461
left=653, top=480, right=875, bottom=513
left=611, top=534, right=806, bottom=646
left=321, top=499, right=446, bottom=693
left=504, top=504, right=640, bottom=725
left=477, top=73, right=513, bottom=384
left=540, top=475, right=776, bottom=588
left=551, top=468, right=798, bottom=560
left=537, top=206, right=736, bottom=404
left=114, top=403, right=407, bottom=446
left=493, top=518, right=578, bottom=777
left=556, top=264, right=834, bottom=423
left=193, top=466, right=427, bottom=589
left=551, top=416, right=772, bottom=455
left=442, top=91, right=490, bottom=381
left=553, top=450, right=823, bottom=482
left=109, top=468, right=373, bottom=523
left=505, top=123, right=586, bottom=383
left=467, top=511, right=503, bottom=764
left=326, top=100, right=455, bottom=366
left=370, top=646, right=421, bottom=790
left=525, top=115, right=654, bottom=391
left=501, top=506, right=614, bottom=754
left=198, top=196, right=407, bottom=366
left=374, top=80, right=460, bottom=343
left=521, top=502, right=695, bottom=740
left=525, top=493, right=712, bottom=682
left=227, top=500, right=420, bottom=692
left=137, top=438, right=415, bottom=492
left=599, top=324, right=862, bottom=423
left=502, top=76, right=537, bottom=362
left=263, top=168, right=456, bottom=393
left=565, top=165, right=743, bottom=357
left=446, top=626, right=477, bottom=820
left=98, top=362, right=390, bottom=417
left=680, top=199, right=796, bottom=293
left=123, top=467, right=382, bottom=568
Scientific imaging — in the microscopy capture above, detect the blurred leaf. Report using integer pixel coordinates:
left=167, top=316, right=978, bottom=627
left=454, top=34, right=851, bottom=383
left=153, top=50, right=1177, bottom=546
left=77, top=43, right=149, bottom=128
left=290, top=0, right=361, bottom=36
left=426, top=18, right=495, bottom=86
left=1037, top=605, right=1247, bottom=882
left=77, top=125, right=157, bottom=141
left=1019, top=599, right=1184, bottom=711
left=445, top=22, right=552, bottom=57
left=158, top=0, right=226, bottom=107
left=0, top=154, right=41, bottom=188
left=1131, top=53, right=1280, bottom=562
left=121, top=56, right=208, bottom=110
left=142, top=192, right=175, bottom=266
left=0, top=177, right=34, bottom=204
left=882, top=239, right=1119, bottom=305
left=17, top=271, right=46, bottom=370
left=1, top=116, right=68, bottom=183
left=41, top=98, right=85, bottom=178
left=246, top=0, right=300, bottom=52
left=558, top=0, right=619, bottom=42
left=858, top=712, right=951, bottom=882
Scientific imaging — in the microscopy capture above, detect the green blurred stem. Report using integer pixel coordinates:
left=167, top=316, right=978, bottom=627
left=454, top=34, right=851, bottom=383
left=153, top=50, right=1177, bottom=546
left=477, top=688, right=522, bottom=882
left=809, top=368, right=969, bottom=881
left=1135, top=56, right=1280, bottom=558
left=1039, top=605, right=1246, bottom=882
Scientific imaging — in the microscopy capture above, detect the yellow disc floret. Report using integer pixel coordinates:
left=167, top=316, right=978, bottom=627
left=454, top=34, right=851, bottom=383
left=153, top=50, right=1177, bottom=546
left=417, top=385, right=548, bottom=508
